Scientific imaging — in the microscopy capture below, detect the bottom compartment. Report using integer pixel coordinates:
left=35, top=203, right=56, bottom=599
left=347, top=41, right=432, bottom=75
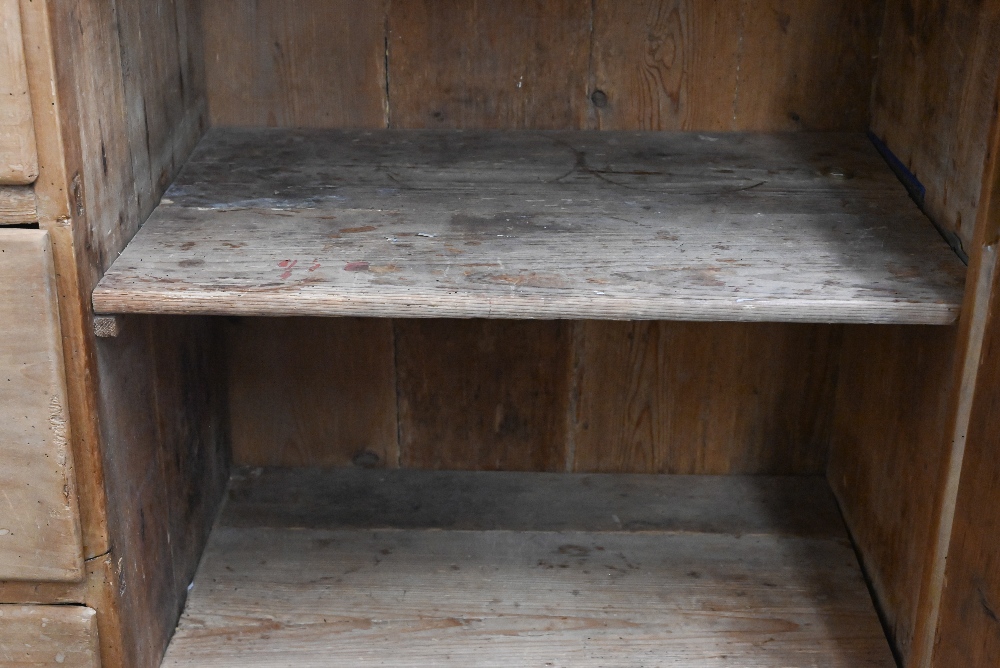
left=162, top=469, right=894, bottom=667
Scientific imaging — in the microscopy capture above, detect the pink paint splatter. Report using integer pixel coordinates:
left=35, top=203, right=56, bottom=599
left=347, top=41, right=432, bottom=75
left=344, top=261, right=370, bottom=272
left=278, top=259, right=298, bottom=279
left=308, top=262, right=321, bottom=272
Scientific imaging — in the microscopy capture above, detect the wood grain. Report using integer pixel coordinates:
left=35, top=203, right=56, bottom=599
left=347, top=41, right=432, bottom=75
left=827, top=324, right=958, bottom=662
left=870, top=0, right=1000, bottom=254
left=203, top=0, right=387, bottom=129
left=0, top=0, right=38, bottom=185
left=931, top=277, right=1000, bottom=666
left=228, top=317, right=398, bottom=468
left=162, top=472, right=893, bottom=668
left=0, top=229, right=83, bottom=582
left=45, top=2, right=220, bottom=666
left=92, top=315, right=228, bottom=668
left=22, top=0, right=111, bottom=562
left=395, top=320, right=570, bottom=471
left=734, top=0, right=883, bottom=131
left=0, top=605, right=100, bottom=668
left=573, top=321, right=839, bottom=474
left=93, top=128, right=965, bottom=324
left=0, top=184, right=36, bottom=224
left=388, top=0, right=591, bottom=130
left=115, top=0, right=207, bottom=222
left=590, top=0, right=882, bottom=132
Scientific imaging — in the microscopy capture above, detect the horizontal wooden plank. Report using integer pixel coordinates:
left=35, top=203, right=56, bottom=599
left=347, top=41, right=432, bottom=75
left=163, top=471, right=893, bottom=667
left=0, top=605, right=100, bottom=667
left=92, top=129, right=966, bottom=324
left=0, top=184, right=36, bottom=224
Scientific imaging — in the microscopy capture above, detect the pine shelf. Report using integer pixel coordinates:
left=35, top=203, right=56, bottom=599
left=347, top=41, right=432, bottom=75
left=93, top=129, right=966, bottom=324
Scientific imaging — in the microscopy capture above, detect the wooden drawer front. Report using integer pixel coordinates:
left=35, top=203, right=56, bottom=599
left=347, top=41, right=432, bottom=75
left=0, top=605, right=100, bottom=667
left=0, top=229, right=83, bottom=581
left=0, top=0, right=38, bottom=185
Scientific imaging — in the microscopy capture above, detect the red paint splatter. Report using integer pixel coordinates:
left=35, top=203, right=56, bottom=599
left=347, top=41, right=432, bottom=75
left=344, top=261, right=370, bottom=272
left=308, top=262, right=321, bottom=272
left=279, top=259, right=298, bottom=279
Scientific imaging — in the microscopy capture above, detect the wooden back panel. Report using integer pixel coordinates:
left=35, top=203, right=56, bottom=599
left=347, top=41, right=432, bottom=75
left=213, top=0, right=882, bottom=475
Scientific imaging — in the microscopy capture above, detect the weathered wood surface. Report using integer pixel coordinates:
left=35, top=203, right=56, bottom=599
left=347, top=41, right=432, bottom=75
left=395, top=320, right=571, bottom=470
left=227, top=317, right=398, bottom=468
left=163, top=471, right=893, bottom=667
left=573, top=321, right=840, bottom=474
left=203, top=0, right=882, bottom=133
left=204, top=0, right=387, bottom=129
left=93, top=129, right=965, bottom=323
left=0, top=184, right=36, bottom=224
left=0, top=0, right=38, bottom=185
left=0, top=229, right=83, bottom=582
left=0, top=605, right=100, bottom=668
left=828, top=323, right=958, bottom=662
left=590, top=0, right=883, bottom=132
left=870, top=0, right=1000, bottom=255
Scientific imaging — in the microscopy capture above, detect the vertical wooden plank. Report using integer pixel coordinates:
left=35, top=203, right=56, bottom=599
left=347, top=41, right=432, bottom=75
left=148, top=316, right=231, bottom=600
left=930, top=277, right=1000, bottom=666
left=590, top=0, right=740, bottom=131
left=388, top=0, right=591, bottom=129
left=734, top=0, right=883, bottom=131
left=0, top=0, right=38, bottom=184
left=0, top=230, right=83, bottom=582
left=590, top=0, right=882, bottom=132
left=21, top=8, right=119, bottom=662
left=0, top=605, right=100, bottom=668
left=115, top=0, right=208, bottom=221
left=44, top=0, right=223, bottom=665
left=395, top=320, right=570, bottom=471
left=870, top=0, right=1000, bottom=253
left=203, top=0, right=387, bottom=128
left=228, top=317, right=398, bottom=469
left=573, top=322, right=839, bottom=474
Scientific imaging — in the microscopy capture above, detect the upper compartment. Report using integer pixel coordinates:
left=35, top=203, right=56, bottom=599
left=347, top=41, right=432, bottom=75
left=92, top=128, right=965, bottom=323
left=88, top=1, right=970, bottom=324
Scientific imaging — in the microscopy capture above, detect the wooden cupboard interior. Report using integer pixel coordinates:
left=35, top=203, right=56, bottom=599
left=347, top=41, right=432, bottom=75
left=37, top=1, right=1000, bottom=666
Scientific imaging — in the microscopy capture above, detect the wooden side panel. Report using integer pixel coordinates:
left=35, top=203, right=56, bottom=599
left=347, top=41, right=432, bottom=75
left=46, top=1, right=221, bottom=666
left=827, top=324, right=958, bottom=661
left=591, top=0, right=882, bottom=132
left=871, top=0, right=1000, bottom=253
left=0, top=230, right=83, bottom=582
left=931, top=279, right=1000, bottom=666
left=0, top=184, right=36, bottom=224
left=574, top=322, right=840, bottom=475
left=203, top=0, right=387, bottom=128
left=0, top=605, right=100, bottom=668
left=0, top=0, right=38, bottom=185
left=395, top=320, right=570, bottom=471
left=115, top=0, right=207, bottom=222
left=228, top=317, right=398, bottom=468
left=388, top=0, right=591, bottom=130
left=93, top=316, right=229, bottom=668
